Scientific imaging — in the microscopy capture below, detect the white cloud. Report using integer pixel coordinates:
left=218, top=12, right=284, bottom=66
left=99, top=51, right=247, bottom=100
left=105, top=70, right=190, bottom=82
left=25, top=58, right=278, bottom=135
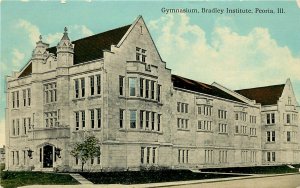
left=149, top=14, right=300, bottom=90
left=70, top=25, right=93, bottom=39
left=0, top=118, right=5, bottom=147
left=20, top=0, right=29, bottom=2
left=12, top=49, right=25, bottom=67
left=17, top=19, right=41, bottom=46
left=16, top=19, right=93, bottom=47
left=44, top=33, right=63, bottom=46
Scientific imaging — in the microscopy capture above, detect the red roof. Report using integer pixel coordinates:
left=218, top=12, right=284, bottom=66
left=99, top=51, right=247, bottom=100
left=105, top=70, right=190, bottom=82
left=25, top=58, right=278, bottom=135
left=235, top=84, right=285, bottom=105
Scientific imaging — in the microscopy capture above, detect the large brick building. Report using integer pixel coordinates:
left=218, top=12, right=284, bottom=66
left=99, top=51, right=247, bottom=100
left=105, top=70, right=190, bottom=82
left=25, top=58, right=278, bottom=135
left=5, top=16, right=300, bottom=171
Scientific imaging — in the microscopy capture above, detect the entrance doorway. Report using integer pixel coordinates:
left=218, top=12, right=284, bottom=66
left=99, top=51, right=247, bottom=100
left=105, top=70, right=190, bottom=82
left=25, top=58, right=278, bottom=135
left=43, top=145, right=53, bottom=168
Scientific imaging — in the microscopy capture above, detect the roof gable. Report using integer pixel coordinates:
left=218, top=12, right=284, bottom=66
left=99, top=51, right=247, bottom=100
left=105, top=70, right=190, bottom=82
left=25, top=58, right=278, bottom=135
left=18, top=62, right=32, bottom=78
left=235, top=84, right=285, bottom=105
left=47, top=24, right=131, bottom=65
left=172, top=74, right=244, bottom=103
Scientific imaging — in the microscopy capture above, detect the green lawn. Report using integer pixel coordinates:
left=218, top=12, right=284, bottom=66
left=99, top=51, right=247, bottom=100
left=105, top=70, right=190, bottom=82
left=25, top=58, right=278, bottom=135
left=80, top=170, right=246, bottom=184
left=1, top=170, right=79, bottom=188
left=201, top=165, right=300, bottom=174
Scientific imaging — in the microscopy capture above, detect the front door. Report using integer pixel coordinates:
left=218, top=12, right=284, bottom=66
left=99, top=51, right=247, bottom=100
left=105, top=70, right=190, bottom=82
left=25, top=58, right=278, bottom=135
left=43, top=145, right=53, bottom=168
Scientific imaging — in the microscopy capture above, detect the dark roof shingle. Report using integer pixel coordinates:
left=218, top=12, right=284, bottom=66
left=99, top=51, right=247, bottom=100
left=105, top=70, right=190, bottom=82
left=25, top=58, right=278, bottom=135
left=171, top=74, right=244, bottom=103
left=235, top=84, right=285, bottom=105
left=47, top=24, right=131, bottom=64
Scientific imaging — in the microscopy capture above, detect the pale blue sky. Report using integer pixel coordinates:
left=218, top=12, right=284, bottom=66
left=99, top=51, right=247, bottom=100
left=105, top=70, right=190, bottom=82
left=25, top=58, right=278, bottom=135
left=1, top=0, right=300, bottom=146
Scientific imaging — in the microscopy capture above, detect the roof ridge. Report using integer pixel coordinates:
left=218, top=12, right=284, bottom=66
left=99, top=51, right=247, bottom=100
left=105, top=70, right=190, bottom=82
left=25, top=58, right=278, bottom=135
left=171, top=74, right=211, bottom=86
left=235, top=83, right=285, bottom=91
left=72, top=24, right=132, bottom=43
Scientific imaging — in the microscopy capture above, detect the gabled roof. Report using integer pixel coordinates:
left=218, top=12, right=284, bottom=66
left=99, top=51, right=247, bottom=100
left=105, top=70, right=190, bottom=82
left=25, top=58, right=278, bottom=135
left=171, top=74, right=244, bottom=103
left=47, top=24, right=131, bottom=64
left=235, top=84, right=285, bottom=105
left=18, top=63, right=32, bottom=78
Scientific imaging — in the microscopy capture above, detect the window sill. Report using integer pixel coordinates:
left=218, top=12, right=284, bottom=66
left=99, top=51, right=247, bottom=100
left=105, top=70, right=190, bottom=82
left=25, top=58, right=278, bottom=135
left=218, top=132, right=229, bottom=135
left=265, top=123, right=276, bottom=126
left=177, top=128, right=190, bottom=132
left=284, top=124, right=298, bottom=127
left=265, top=142, right=276, bottom=144
left=249, top=135, right=257, bottom=137
left=197, top=130, right=213, bottom=133
left=88, top=94, right=101, bottom=100
left=234, top=133, right=248, bottom=136
left=72, top=97, right=85, bottom=102
left=73, top=128, right=102, bottom=133
left=11, top=108, right=20, bottom=111
left=119, top=128, right=162, bottom=134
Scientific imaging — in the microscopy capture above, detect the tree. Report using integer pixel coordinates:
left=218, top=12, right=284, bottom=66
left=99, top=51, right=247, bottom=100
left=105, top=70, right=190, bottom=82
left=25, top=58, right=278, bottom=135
left=70, top=135, right=100, bottom=172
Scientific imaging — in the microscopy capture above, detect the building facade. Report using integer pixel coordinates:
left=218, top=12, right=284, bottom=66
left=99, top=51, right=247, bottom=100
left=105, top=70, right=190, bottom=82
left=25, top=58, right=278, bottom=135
left=5, top=16, right=300, bottom=171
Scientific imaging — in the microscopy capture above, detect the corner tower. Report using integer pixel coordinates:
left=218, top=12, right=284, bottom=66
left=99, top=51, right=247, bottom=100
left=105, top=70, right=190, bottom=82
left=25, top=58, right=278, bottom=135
left=57, top=27, right=74, bottom=67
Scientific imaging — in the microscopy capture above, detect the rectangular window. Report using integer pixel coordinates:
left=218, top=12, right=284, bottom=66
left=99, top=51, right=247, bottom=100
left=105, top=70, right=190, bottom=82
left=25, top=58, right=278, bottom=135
left=23, top=90, right=26, bottom=106
left=16, top=151, right=19, bottom=165
left=96, top=75, right=101, bottom=95
left=146, top=147, right=150, bottom=164
left=141, top=147, right=145, bottom=164
left=120, top=109, right=124, bottom=128
left=129, top=78, right=136, bottom=96
left=90, top=109, right=95, bottom=128
left=267, top=131, right=275, bottom=142
left=157, top=114, right=161, bottom=132
left=146, top=111, right=150, bottom=128
left=130, top=110, right=136, bottom=128
left=97, top=150, right=101, bottom=164
left=97, top=109, right=101, bottom=128
left=157, top=84, right=161, bottom=102
left=12, top=92, right=15, bottom=108
left=178, top=149, right=181, bottom=163
left=40, top=148, right=42, bottom=162
left=136, top=47, right=141, bottom=61
left=81, top=111, right=85, bottom=128
left=151, top=112, right=155, bottom=130
left=271, top=113, right=275, bottom=124
left=16, top=91, right=19, bottom=108
left=287, top=131, right=291, bottom=142
left=12, top=120, right=15, bottom=136
left=119, top=76, right=124, bottom=96
left=28, top=118, right=31, bottom=130
left=145, top=80, right=149, bottom=98
left=91, top=157, right=94, bottom=165
left=16, top=119, right=20, bottom=135
left=23, top=118, right=27, bottom=135
left=152, top=147, right=156, bottom=164
left=75, top=157, right=79, bottom=165
left=151, top=81, right=155, bottom=99
left=141, top=49, right=146, bottom=62
left=27, top=89, right=31, bottom=106
left=80, top=78, right=85, bottom=97
left=287, top=114, right=291, bottom=124
left=75, top=80, right=79, bottom=98
left=75, top=112, right=79, bottom=130
left=90, top=76, right=94, bottom=96
left=140, top=110, right=144, bottom=129
left=272, top=131, right=275, bottom=142
left=272, top=152, right=276, bottom=162
left=140, top=78, right=144, bottom=97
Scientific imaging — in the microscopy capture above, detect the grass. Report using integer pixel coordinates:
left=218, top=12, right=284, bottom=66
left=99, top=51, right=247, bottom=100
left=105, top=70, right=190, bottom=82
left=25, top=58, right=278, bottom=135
left=80, top=170, right=245, bottom=184
left=201, top=165, right=300, bottom=174
left=0, top=170, right=79, bottom=188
